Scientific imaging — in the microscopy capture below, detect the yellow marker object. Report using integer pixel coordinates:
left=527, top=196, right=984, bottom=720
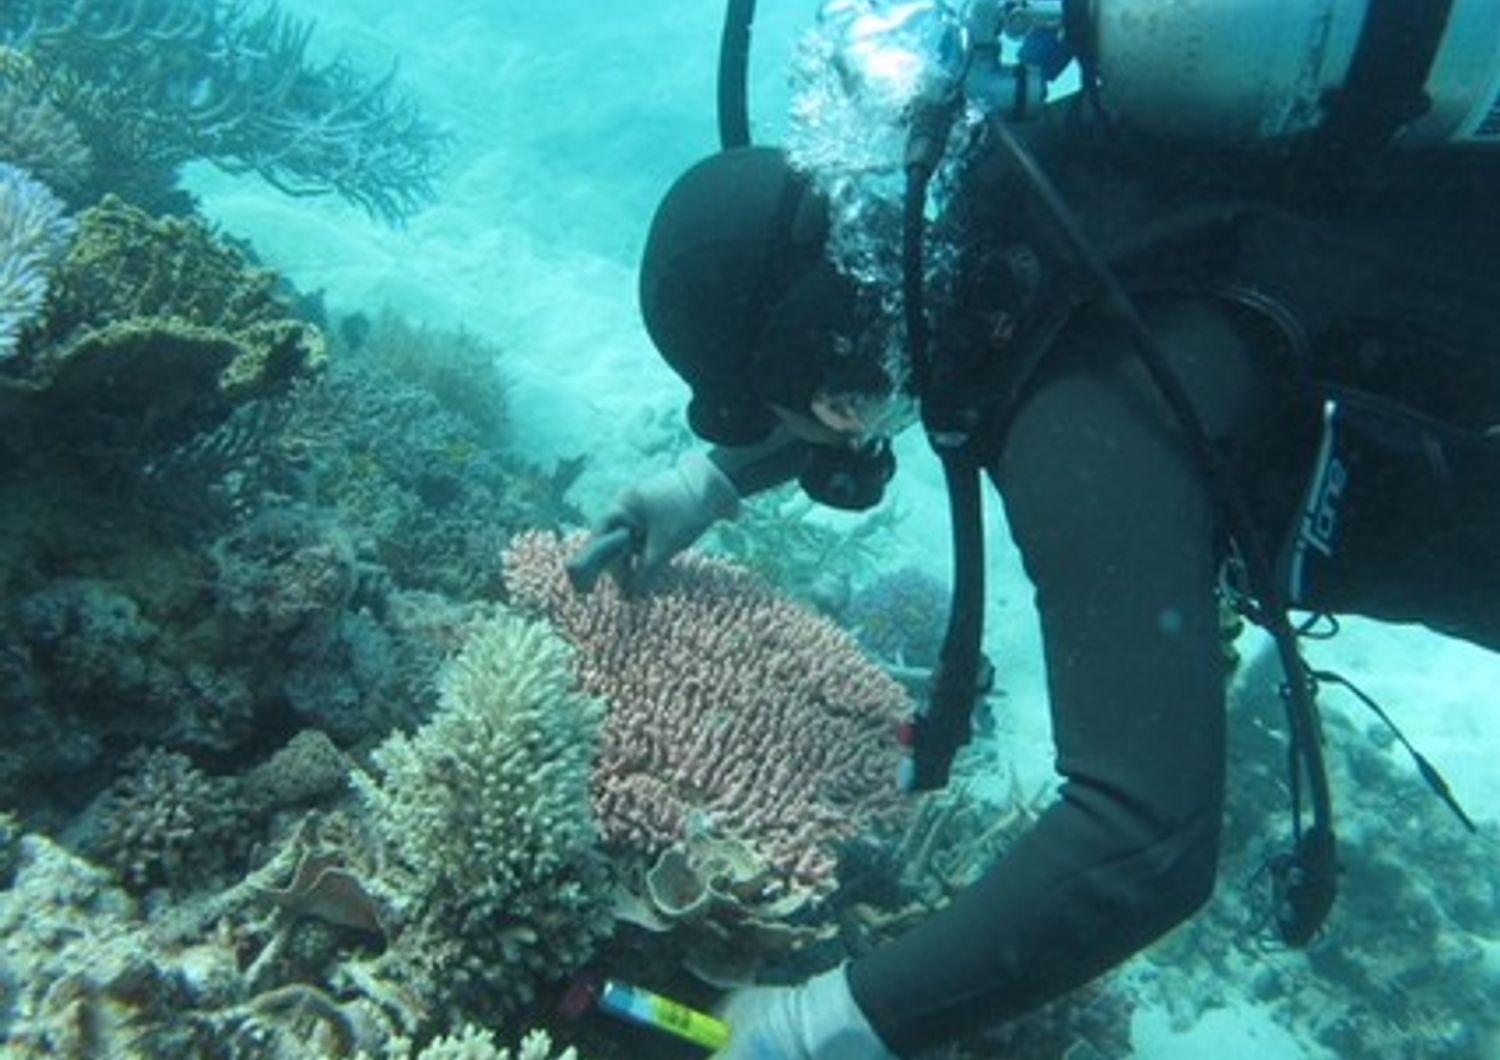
left=598, top=979, right=730, bottom=1051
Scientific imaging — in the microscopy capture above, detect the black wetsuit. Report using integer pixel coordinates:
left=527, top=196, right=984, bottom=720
left=714, top=111, right=1500, bottom=1055
left=853, top=293, right=1268, bottom=1051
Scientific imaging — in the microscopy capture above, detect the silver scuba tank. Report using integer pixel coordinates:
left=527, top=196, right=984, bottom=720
left=1084, top=0, right=1500, bottom=148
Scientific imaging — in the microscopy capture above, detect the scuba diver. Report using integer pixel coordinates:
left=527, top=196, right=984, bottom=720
left=587, top=1, right=1500, bottom=1056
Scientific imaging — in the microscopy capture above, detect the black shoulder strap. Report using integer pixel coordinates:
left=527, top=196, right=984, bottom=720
left=1316, top=0, right=1455, bottom=154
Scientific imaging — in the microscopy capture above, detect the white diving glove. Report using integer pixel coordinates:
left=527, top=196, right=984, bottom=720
left=713, top=965, right=898, bottom=1060
left=602, top=450, right=739, bottom=585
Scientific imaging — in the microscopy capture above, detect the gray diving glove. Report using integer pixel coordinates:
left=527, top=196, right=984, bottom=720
left=601, top=450, right=740, bottom=586
left=713, top=966, right=897, bottom=1060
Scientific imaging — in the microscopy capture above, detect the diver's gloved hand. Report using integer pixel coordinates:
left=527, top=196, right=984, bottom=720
left=712, top=966, right=897, bottom=1060
left=601, top=450, right=739, bottom=587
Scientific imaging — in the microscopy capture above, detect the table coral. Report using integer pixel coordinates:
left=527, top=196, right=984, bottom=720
left=502, top=530, right=911, bottom=902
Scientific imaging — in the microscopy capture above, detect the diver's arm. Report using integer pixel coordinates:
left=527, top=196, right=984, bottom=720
left=708, top=426, right=813, bottom=497
left=849, top=299, right=1268, bottom=1052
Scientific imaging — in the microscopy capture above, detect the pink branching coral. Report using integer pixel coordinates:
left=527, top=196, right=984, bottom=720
left=503, top=530, right=910, bottom=897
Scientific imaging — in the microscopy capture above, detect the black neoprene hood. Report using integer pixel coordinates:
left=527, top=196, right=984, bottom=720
left=638, top=146, right=861, bottom=444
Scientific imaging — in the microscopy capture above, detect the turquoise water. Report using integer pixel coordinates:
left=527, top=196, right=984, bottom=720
left=1, top=3, right=1498, bottom=1058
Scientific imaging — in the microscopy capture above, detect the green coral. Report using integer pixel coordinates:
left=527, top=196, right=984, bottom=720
left=708, top=483, right=902, bottom=606
left=0, top=194, right=324, bottom=461
left=40, top=194, right=299, bottom=332
left=353, top=610, right=614, bottom=1022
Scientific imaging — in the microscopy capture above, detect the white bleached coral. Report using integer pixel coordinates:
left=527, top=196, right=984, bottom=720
left=371, top=1025, right=583, bottom=1060
left=0, top=161, right=72, bottom=360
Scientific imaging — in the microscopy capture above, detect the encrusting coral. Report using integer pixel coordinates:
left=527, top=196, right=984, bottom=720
left=352, top=609, right=615, bottom=1022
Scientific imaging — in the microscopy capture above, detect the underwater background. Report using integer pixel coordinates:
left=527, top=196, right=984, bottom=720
left=0, top=1, right=1497, bottom=1057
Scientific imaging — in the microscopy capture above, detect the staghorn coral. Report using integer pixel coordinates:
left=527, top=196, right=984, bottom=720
left=0, top=0, right=445, bottom=222
left=352, top=609, right=615, bottom=1022
left=847, top=565, right=949, bottom=668
left=245, top=345, right=573, bottom=599
left=503, top=530, right=911, bottom=902
left=708, top=483, right=902, bottom=609
left=0, top=160, right=72, bottom=360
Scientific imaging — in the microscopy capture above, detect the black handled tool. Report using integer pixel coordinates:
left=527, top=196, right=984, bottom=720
left=564, top=526, right=636, bottom=594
